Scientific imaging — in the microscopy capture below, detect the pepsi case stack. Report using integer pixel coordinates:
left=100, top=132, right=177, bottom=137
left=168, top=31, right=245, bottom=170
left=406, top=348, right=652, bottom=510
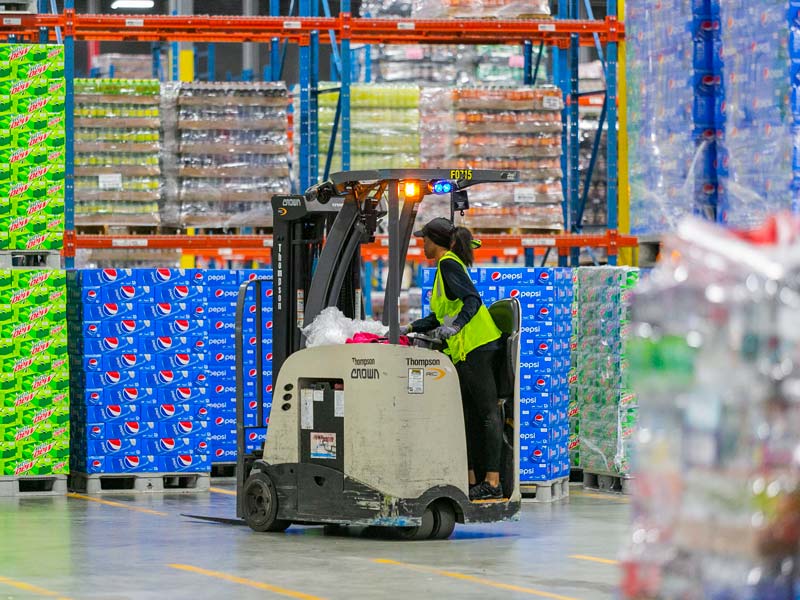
left=67, top=268, right=274, bottom=477
left=421, top=266, right=572, bottom=483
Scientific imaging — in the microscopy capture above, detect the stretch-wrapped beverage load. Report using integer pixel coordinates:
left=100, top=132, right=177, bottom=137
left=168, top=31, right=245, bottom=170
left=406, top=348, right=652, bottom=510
left=67, top=269, right=272, bottom=475
left=0, top=44, right=65, bottom=250
left=570, top=267, right=638, bottom=478
left=73, top=79, right=162, bottom=227
left=621, top=218, right=800, bottom=599
left=717, top=0, right=793, bottom=226
left=0, top=270, right=69, bottom=477
left=422, top=267, right=572, bottom=483
left=411, top=0, right=549, bottom=19
left=163, top=82, right=290, bottom=228
left=626, top=1, right=697, bottom=235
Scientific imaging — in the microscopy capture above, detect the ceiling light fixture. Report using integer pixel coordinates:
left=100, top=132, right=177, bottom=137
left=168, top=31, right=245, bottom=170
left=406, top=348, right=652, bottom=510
left=111, top=0, right=155, bottom=9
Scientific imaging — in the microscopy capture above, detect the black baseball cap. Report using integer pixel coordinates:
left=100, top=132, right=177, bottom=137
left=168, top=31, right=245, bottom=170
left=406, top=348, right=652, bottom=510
left=413, top=217, right=454, bottom=248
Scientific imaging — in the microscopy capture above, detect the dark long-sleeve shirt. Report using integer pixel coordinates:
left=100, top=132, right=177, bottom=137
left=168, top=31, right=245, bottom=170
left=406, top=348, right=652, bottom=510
left=411, top=259, right=483, bottom=332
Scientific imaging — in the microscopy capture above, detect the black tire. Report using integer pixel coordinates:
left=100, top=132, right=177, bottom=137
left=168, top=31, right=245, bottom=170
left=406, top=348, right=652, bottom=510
left=242, top=471, right=291, bottom=533
left=396, top=507, right=435, bottom=541
left=430, top=501, right=456, bottom=540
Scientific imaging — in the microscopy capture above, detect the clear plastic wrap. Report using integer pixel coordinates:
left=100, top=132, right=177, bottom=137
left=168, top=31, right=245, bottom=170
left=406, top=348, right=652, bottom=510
left=163, top=81, right=291, bottom=228
left=90, top=53, right=165, bottom=79
left=621, top=215, right=800, bottom=599
left=411, top=0, right=549, bottom=19
left=73, top=78, right=162, bottom=227
left=301, top=306, right=388, bottom=347
left=571, top=267, right=639, bottom=477
left=626, top=0, right=699, bottom=235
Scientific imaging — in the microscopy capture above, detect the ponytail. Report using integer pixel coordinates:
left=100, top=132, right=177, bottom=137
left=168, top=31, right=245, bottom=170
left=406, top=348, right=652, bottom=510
left=450, top=227, right=474, bottom=267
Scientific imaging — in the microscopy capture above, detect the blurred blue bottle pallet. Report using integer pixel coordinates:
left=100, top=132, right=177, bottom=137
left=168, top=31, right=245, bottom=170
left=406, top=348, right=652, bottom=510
left=421, top=267, right=573, bottom=484
left=67, top=268, right=273, bottom=487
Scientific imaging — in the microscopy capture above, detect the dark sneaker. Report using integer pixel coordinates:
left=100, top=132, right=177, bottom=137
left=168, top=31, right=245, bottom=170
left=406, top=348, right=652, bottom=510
left=469, top=481, right=503, bottom=501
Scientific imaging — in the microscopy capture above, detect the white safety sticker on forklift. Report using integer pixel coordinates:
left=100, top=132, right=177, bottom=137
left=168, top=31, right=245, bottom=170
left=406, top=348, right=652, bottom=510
left=301, top=389, right=314, bottom=430
left=310, top=432, right=337, bottom=459
left=313, top=389, right=324, bottom=402
left=408, top=368, right=424, bottom=394
left=334, top=390, right=344, bottom=417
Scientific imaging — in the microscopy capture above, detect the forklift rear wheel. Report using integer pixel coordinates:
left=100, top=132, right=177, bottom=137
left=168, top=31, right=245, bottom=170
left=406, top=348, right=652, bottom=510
left=430, top=501, right=456, bottom=540
left=396, top=507, right=435, bottom=541
left=243, top=471, right=291, bottom=533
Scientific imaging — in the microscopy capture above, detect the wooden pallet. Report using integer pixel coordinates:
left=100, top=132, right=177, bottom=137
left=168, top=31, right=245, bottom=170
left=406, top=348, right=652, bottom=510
left=520, top=476, right=569, bottom=502
left=69, top=472, right=210, bottom=495
left=582, top=470, right=632, bottom=495
left=0, top=475, right=67, bottom=497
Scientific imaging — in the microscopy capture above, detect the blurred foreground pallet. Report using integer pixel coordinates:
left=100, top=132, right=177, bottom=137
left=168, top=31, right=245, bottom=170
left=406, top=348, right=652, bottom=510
left=582, top=471, right=632, bottom=495
left=520, top=476, right=569, bottom=502
left=69, top=472, right=210, bottom=495
left=0, top=475, right=67, bottom=497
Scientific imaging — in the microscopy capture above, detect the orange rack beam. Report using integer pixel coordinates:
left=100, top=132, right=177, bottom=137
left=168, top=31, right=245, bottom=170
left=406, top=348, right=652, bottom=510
left=1, top=12, right=622, bottom=46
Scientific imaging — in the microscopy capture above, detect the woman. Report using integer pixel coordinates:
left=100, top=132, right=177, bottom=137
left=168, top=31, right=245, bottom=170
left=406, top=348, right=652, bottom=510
left=402, top=217, right=505, bottom=501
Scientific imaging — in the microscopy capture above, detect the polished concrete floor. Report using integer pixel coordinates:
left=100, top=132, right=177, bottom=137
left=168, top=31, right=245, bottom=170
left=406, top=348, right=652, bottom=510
left=0, top=482, right=629, bottom=600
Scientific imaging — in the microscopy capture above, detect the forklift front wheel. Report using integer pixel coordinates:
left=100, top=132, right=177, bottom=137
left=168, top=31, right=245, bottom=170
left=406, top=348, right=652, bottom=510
left=430, top=501, right=456, bottom=540
left=396, top=507, right=435, bottom=541
left=243, top=471, right=291, bottom=533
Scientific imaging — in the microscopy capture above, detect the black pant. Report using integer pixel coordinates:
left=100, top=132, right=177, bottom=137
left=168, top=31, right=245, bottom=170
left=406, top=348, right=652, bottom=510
left=456, top=347, right=502, bottom=475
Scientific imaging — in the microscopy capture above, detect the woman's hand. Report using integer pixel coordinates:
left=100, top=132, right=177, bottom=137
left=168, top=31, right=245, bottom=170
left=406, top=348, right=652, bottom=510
left=433, top=324, right=460, bottom=340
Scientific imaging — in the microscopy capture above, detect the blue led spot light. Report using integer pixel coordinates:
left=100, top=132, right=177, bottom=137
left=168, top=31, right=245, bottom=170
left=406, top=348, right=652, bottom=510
left=429, top=180, right=454, bottom=195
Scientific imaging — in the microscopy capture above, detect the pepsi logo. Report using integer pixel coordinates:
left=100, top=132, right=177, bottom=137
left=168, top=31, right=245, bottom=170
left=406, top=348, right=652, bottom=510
left=103, top=337, right=120, bottom=351
left=107, top=439, right=123, bottom=452
left=249, top=305, right=256, bottom=314
left=88, top=358, right=99, bottom=367
left=159, top=404, right=177, bottom=418
left=175, top=320, right=190, bottom=333
left=195, top=340, right=205, bottom=348
left=266, top=289, right=273, bottom=297
left=121, top=354, right=137, bottom=367
left=92, top=459, right=102, bottom=468
left=175, top=354, right=191, bottom=366
left=159, top=371, right=175, bottom=384
left=248, top=432, right=258, bottom=441
left=198, top=442, right=208, bottom=450
left=159, top=438, right=176, bottom=451
left=533, top=449, right=543, bottom=457
left=123, top=456, right=140, bottom=468
left=509, top=289, right=520, bottom=298
left=193, top=272, right=204, bottom=281
left=102, top=303, right=119, bottom=317
left=156, top=303, right=172, bottom=316
left=196, top=374, right=207, bottom=382
left=538, top=343, right=549, bottom=351
left=216, top=353, right=225, bottom=361
left=248, top=369, right=257, bottom=377
left=215, top=385, right=224, bottom=393
left=248, top=401, right=257, bottom=409
left=248, top=337, right=256, bottom=346
left=101, top=269, right=119, bottom=282
left=266, top=321, right=273, bottom=329
left=177, top=455, right=192, bottom=467
left=534, top=413, right=544, bottom=422
left=123, top=421, right=140, bottom=435
left=156, top=268, right=173, bottom=282
left=215, top=448, right=224, bottom=457
left=538, top=272, right=550, bottom=282
left=491, top=271, right=501, bottom=281
left=215, top=417, right=224, bottom=425
left=106, top=405, right=122, bottom=418
left=177, top=421, right=193, bottom=434
left=120, top=285, right=136, bottom=299
left=214, top=290, right=224, bottom=298
left=536, top=379, right=546, bottom=387
left=88, top=324, right=98, bottom=334
left=538, top=307, right=550, bottom=316
left=121, top=320, right=137, bottom=333
left=90, top=392, right=100, bottom=401
left=266, top=385, right=273, bottom=393
left=247, top=274, right=257, bottom=281
left=174, top=286, right=189, bottom=299
left=123, top=388, right=139, bottom=401
left=215, top=322, right=224, bottom=330
left=87, top=290, right=97, bottom=300
left=104, top=371, right=121, bottom=385
left=177, top=388, right=192, bottom=400
left=195, top=307, right=204, bottom=315
left=198, top=408, right=208, bottom=417
left=157, top=337, right=173, bottom=350
left=266, top=353, right=273, bottom=361
left=91, top=426, right=102, bottom=434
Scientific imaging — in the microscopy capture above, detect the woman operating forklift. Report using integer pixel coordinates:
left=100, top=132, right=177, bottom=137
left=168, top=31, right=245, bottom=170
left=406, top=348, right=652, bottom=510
left=402, top=217, right=505, bottom=501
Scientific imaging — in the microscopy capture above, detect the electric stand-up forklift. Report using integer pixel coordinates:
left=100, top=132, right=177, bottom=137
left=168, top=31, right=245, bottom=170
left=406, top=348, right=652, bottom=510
left=234, top=169, right=523, bottom=540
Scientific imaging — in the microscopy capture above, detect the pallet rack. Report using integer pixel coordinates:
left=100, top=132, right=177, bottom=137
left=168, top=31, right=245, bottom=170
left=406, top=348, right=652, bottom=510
left=1, top=1, right=629, bottom=268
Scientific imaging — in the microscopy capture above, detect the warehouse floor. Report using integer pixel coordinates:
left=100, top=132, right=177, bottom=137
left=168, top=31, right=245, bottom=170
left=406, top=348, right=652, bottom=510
left=0, top=483, right=628, bottom=600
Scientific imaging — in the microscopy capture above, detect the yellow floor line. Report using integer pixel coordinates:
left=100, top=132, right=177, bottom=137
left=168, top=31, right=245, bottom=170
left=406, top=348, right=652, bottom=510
left=570, top=554, right=620, bottom=566
left=570, top=490, right=630, bottom=503
left=168, top=564, right=325, bottom=600
left=373, top=559, right=580, bottom=600
left=209, top=487, right=237, bottom=496
left=67, top=493, right=168, bottom=516
left=0, top=574, right=72, bottom=599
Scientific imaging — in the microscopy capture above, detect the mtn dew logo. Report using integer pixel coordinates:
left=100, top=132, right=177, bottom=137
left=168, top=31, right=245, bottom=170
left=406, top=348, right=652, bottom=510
left=52, top=358, right=66, bottom=370
left=28, top=166, right=48, bottom=182
left=47, top=218, right=62, bottom=229
left=49, top=290, right=64, bottom=302
left=14, top=392, right=35, bottom=407
left=13, top=357, right=33, bottom=372
left=27, top=199, right=49, bottom=216
left=33, top=408, right=54, bottom=424
left=48, top=150, right=62, bottom=163
left=10, top=148, right=31, bottom=163
left=33, top=442, right=55, bottom=459
left=27, top=96, right=49, bottom=112
left=26, top=235, right=47, bottom=249
left=48, top=115, right=62, bottom=128
left=53, top=393, right=67, bottom=404
left=28, top=132, right=49, bottom=147
left=48, top=183, right=63, bottom=196
left=53, top=426, right=67, bottom=438
left=48, top=48, right=60, bottom=59
left=31, top=339, right=54, bottom=355
left=9, top=46, right=32, bottom=61
left=9, top=183, right=30, bottom=198
left=49, top=81, right=64, bottom=95
left=14, top=460, right=35, bottom=476
left=12, top=323, right=33, bottom=338
left=32, top=374, right=54, bottom=390
left=29, top=306, right=51, bottom=321
left=26, top=63, right=49, bottom=79
left=15, top=426, right=35, bottom=441
left=9, top=216, right=30, bottom=232
left=10, top=114, right=31, bottom=129
left=50, top=324, right=65, bottom=337
left=10, top=80, right=32, bottom=96
left=10, top=288, right=32, bottom=304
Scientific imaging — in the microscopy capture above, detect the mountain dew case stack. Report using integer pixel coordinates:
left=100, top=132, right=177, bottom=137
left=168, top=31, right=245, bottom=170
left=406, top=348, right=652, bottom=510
left=570, top=267, right=639, bottom=477
left=0, top=44, right=66, bottom=250
left=0, top=269, right=69, bottom=477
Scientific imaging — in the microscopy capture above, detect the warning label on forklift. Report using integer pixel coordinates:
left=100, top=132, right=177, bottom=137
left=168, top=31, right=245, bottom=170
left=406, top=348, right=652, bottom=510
left=310, top=432, right=337, bottom=459
left=301, top=389, right=314, bottom=430
left=408, top=368, right=424, bottom=394
left=334, top=390, right=345, bottom=417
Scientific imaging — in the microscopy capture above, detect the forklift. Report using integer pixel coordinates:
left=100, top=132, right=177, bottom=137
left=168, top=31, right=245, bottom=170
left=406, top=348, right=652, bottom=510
left=234, top=169, right=523, bottom=540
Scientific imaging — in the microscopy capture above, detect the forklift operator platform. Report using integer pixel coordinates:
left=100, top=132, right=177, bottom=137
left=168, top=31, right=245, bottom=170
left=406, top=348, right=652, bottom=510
left=234, top=169, right=523, bottom=540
